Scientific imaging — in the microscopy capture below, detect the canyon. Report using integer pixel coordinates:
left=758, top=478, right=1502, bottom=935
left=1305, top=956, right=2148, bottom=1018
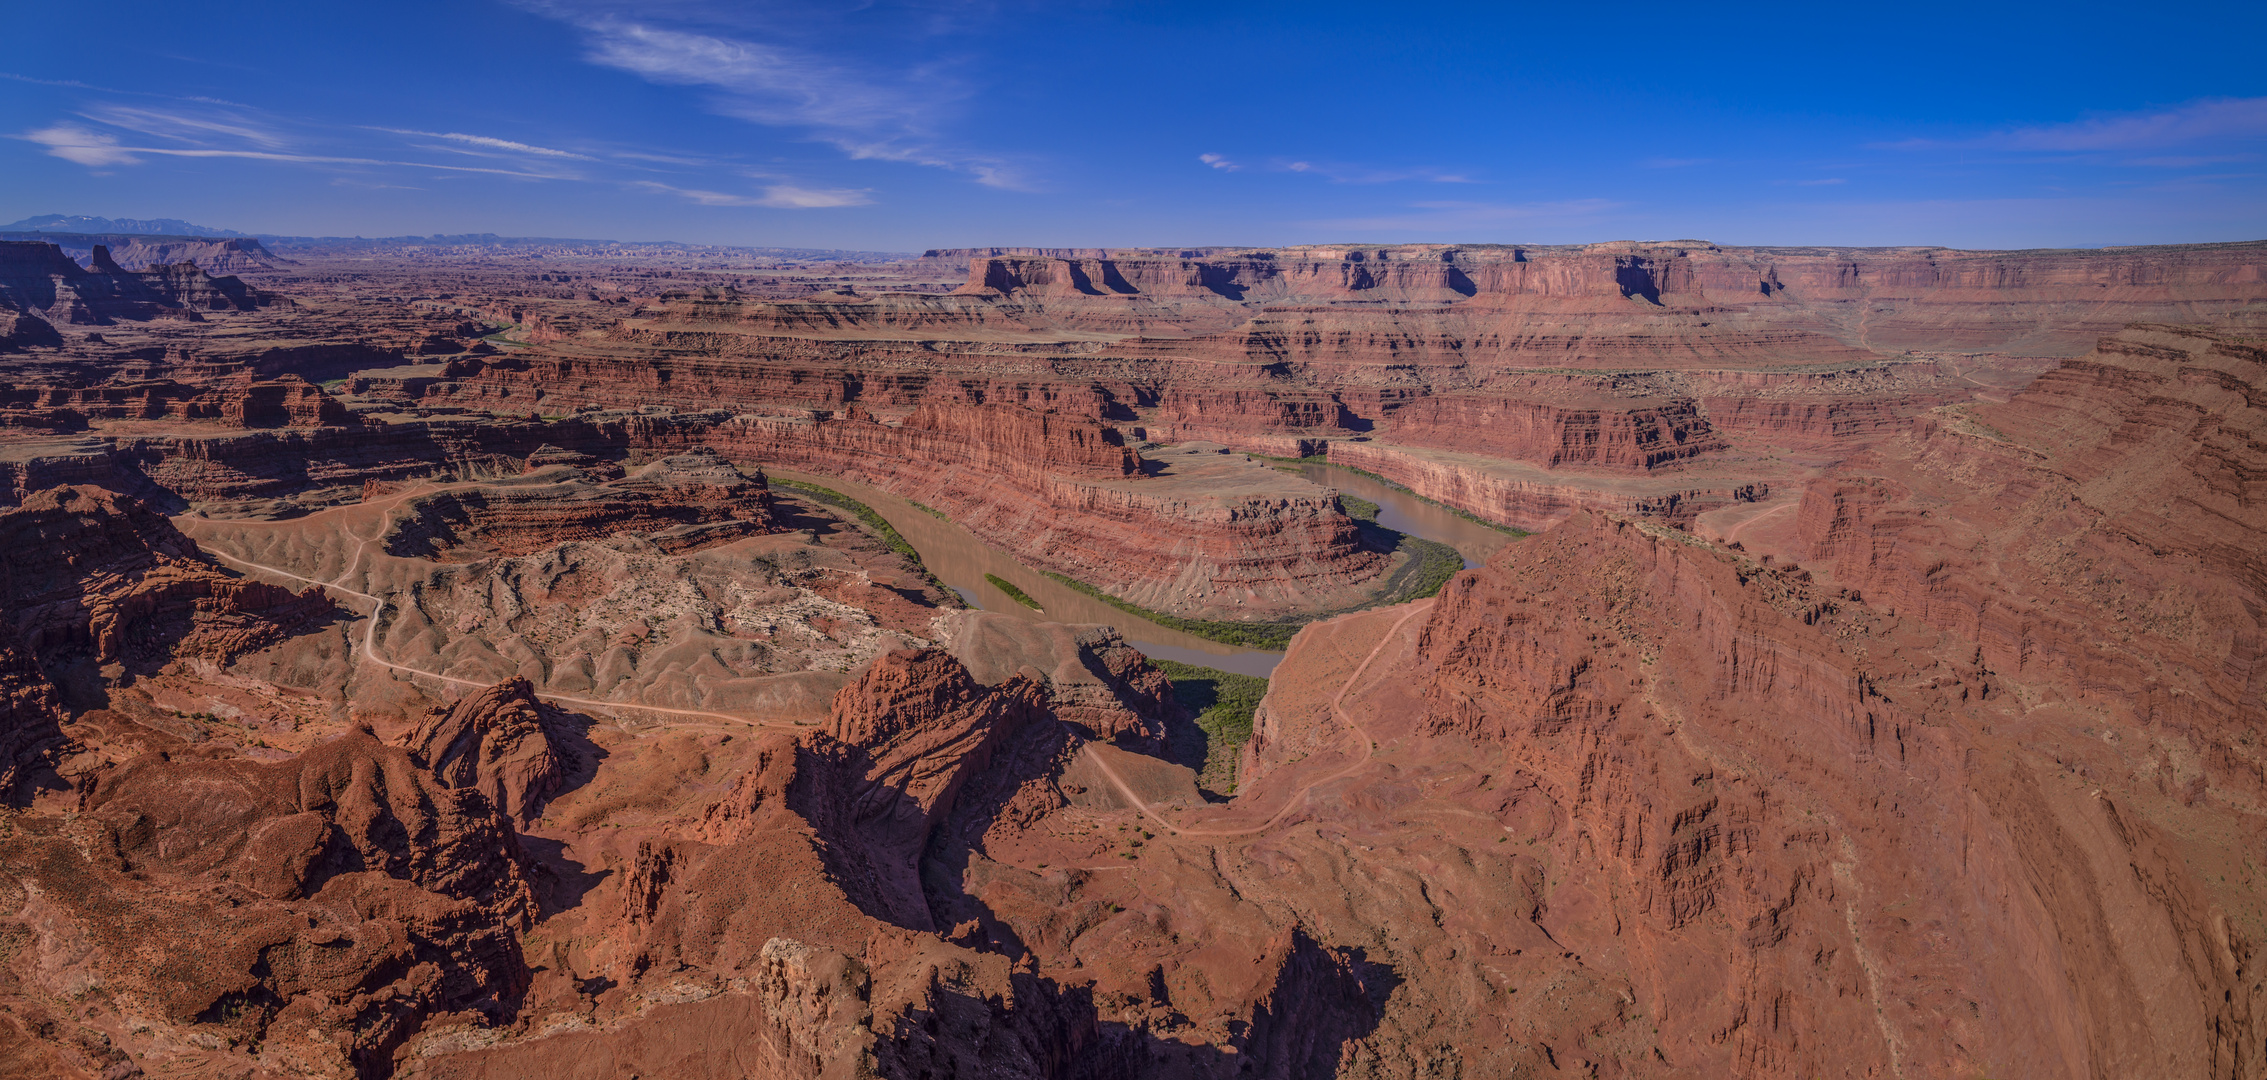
left=0, top=233, right=2258, bottom=1078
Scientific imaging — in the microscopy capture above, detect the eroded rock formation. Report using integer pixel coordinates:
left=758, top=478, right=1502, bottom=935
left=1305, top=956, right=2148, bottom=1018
left=0, top=234, right=2259, bottom=1079
left=401, top=676, right=575, bottom=826
left=0, top=484, right=331, bottom=677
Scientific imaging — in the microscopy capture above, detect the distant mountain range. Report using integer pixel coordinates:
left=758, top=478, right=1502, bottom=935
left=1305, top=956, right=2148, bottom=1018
left=1, top=214, right=248, bottom=237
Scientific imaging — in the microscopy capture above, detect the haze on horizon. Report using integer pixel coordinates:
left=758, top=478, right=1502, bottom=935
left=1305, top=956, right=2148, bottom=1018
left=4, top=0, right=2263, bottom=252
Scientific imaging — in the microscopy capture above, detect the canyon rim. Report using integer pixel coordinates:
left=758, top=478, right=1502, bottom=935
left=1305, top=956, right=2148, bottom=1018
left=0, top=229, right=2258, bottom=1079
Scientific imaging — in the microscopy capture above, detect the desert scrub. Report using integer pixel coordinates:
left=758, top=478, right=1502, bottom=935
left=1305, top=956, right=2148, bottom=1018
left=1154, top=659, right=1269, bottom=795
left=984, top=573, right=1043, bottom=610
left=1395, top=535, right=1465, bottom=600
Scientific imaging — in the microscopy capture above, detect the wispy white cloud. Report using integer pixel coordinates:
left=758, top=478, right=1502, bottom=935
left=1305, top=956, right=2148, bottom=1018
left=1206, top=154, right=1474, bottom=183
left=1280, top=159, right=1476, bottom=184
left=534, top=10, right=1025, bottom=188
left=3, top=72, right=254, bottom=109
left=2001, top=97, right=2267, bottom=151
left=611, top=149, right=716, bottom=166
left=17, top=123, right=567, bottom=178
left=1885, top=97, right=2267, bottom=154
left=1206, top=156, right=1469, bottom=183
left=80, top=104, right=289, bottom=149
left=631, top=179, right=872, bottom=208
left=19, top=15, right=990, bottom=195
left=581, top=20, right=929, bottom=133
left=374, top=127, right=597, bottom=160
left=24, top=123, right=140, bottom=166
left=2, top=72, right=109, bottom=90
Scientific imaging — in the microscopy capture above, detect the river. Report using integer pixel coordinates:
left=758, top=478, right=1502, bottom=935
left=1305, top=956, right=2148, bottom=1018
left=766, top=461, right=1517, bottom=678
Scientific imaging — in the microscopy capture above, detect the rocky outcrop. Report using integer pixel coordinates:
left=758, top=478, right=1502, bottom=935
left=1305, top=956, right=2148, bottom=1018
left=400, top=677, right=574, bottom=825
left=380, top=451, right=779, bottom=558
left=941, top=614, right=1179, bottom=750
left=0, top=372, right=349, bottom=431
left=944, top=241, right=2267, bottom=359
left=1381, top=393, right=1728, bottom=470
left=0, top=235, right=2260, bottom=1079
left=711, top=401, right=1138, bottom=485
left=753, top=937, right=879, bottom=1080
left=1326, top=438, right=1767, bottom=530
left=1795, top=324, right=2267, bottom=804
left=358, top=244, right=2262, bottom=625
left=0, top=403, right=1389, bottom=618
left=0, top=240, right=272, bottom=326
left=795, top=648, right=1050, bottom=930
left=0, top=621, right=67, bottom=798
left=82, top=236, right=293, bottom=273
left=0, top=309, right=61, bottom=352
left=0, top=485, right=332, bottom=671
left=1698, top=392, right=1944, bottom=445
left=67, top=726, right=538, bottom=1074
left=1350, top=503, right=2265, bottom=1076
left=700, top=407, right=1386, bottom=617
left=0, top=483, right=334, bottom=794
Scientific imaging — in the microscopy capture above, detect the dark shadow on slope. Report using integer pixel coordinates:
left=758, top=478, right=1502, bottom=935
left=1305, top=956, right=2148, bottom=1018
left=875, top=721, right=1391, bottom=1077
left=522, top=834, right=608, bottom=914
left=523, top=707, right=609, bottom=914
left=778, top=641, right=1396, bottom=1077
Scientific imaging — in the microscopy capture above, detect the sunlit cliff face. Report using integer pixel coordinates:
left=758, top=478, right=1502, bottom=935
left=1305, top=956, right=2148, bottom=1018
left=0, top=238, right=2258, bottom=1078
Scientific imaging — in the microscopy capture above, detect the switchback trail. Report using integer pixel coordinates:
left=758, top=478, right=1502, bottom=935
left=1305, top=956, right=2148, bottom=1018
left=194, top=486, right=795, bottom=729
left=1079, top=599, right=1435, bottom=840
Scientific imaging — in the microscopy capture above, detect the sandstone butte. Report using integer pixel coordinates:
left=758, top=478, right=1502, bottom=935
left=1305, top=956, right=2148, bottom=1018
left=0, top=234, right=2256, bottom=1078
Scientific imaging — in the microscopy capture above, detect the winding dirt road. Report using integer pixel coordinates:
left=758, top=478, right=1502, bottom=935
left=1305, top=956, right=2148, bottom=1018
left=198, top=484, right=1441, bottom=836
left=1078, top=599, right=1434, bottom=840
left=193, top=488, right=791, bottom=728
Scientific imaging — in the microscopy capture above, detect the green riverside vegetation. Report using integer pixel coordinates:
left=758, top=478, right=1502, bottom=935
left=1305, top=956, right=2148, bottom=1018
left=1249, top=451, right=1532, bottom=537
left=1039, top=571, right=1306, bottom=650
left=776, top=453, right=1507, bottom=652
left=1395, top=536, right=1466, bottom=600
left=1153, top=660, right=1269, bottom=795
left=1040, top=524, right=1465, bottom=651
left=771, top=478, right=957, bottom=600
left=983, top=573, right=1044, bottom=610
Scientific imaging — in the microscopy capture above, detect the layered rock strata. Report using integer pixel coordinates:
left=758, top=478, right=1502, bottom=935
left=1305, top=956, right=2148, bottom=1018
left=0, top=240, right=272, bottom=328
left=0, top=484, right=331, bottom=674
left=1793, top=324, right=2267, bottom=801
left=1325, top=438, right=1768, bottom=531
left=380, top=450, right=779, bottom=559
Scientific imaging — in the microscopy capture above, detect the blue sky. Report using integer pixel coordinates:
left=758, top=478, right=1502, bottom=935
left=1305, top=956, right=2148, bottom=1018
left=5, top=1, right=2263, bottom=250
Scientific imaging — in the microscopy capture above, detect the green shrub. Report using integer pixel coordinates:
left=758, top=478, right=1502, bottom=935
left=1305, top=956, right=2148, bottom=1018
left=1153, top=660, right=1270, bottom=794
left=984, top=573, right=1044, bottom=610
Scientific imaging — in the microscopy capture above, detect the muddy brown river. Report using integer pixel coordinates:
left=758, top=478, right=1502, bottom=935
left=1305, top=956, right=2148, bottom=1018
left=769, top=462, right=1518, bottom=678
